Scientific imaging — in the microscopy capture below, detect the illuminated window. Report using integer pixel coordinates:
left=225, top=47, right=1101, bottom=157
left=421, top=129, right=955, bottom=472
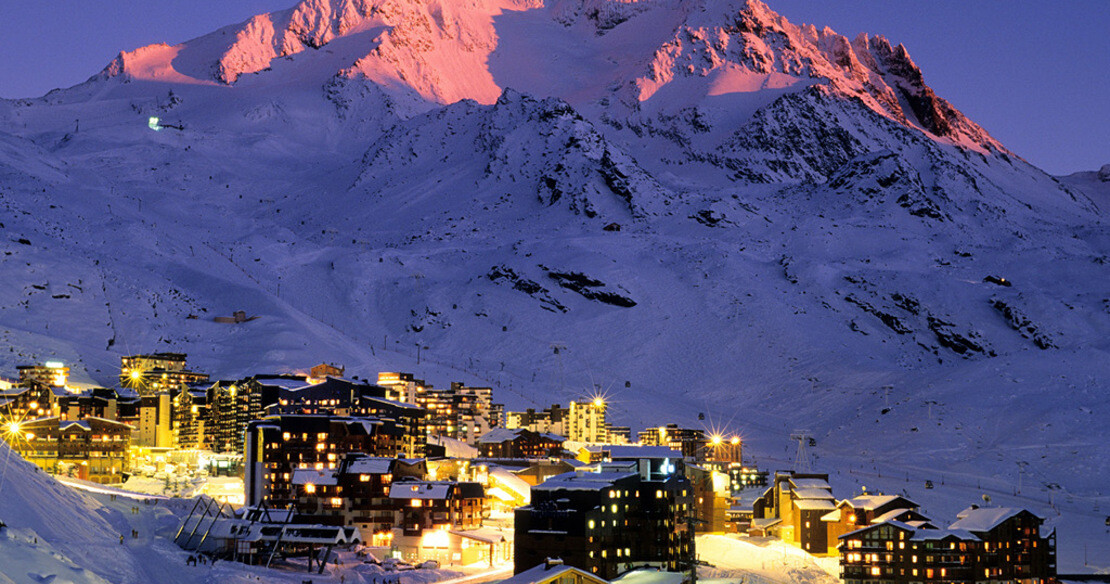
left=871, top=568, right=881, bottom=576
left=305, top=484, right=316, bottom=494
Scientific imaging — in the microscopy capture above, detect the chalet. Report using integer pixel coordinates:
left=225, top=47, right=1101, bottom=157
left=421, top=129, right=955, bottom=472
left=291, top=454, right=425, bottom=545
left=514, top=461, right=693, bottom=580
left=824, top=494, right=933, bottom=545
left=477, top=428, right=565, bottom=459
left=752, top=471, right=837, bottom=555
left=838, top=506, right=1056, bottom=584
left=244, top=414, right=413, bottom=508
left=17, top=416, right=131, bottom=483
left=949, top=507, right=1056, bottom=583
left=388, top=479, right=487, bottom=564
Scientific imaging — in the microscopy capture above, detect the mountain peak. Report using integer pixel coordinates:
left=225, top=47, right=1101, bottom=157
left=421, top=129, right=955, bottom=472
left=87, top=0, right=1005, bottom=154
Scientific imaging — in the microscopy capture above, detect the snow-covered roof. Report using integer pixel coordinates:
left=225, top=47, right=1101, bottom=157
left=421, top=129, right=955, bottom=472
left=59, top=419, right=91, bottom=431
left=871, top=508, right=924, bottom=524
left=292, top=468, right=338, bottom=486
left=605, top=445, right=681, bottom=459
left=792, top=488, right=835, bottom=500
left=821, top=508, right=841, bottom=522
left=449, top=527, right=506, bottom=543
left=612, top=568, right=686, bottom=584
left=257, top=378, right=311, bottom=390
left=389, top=481, right=451, bottom=500
left=910, top=528, right=978, bottom=541
left=794, top=498, right=836, bottom=511
left=364, top=397, right=423, bottom=410
left=789, top=478, right=831, bottom=490
left=838, top=520, right=915, bottom=539
left=477, top=427, right=524, bottom=444
left=344, top=457, right=394, bottom=475
left=842, top=494, right=902, bottom=510
left=498, top=563, right=603, bottom=584
left=949, top=507, right=1034, bottom=532
left=751, top=517, right=782, bottom=529
left=533, top=471, right=637, bottom=492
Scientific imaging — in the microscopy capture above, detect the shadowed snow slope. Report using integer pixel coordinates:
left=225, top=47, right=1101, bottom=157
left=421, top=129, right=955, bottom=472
left=1, top=0, right=1108, bottom=571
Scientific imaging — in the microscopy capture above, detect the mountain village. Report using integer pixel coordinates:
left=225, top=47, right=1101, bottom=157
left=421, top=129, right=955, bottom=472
left=0, top=0, right=1107, bottom=582
left=1, top=354, right=1059, bottom=584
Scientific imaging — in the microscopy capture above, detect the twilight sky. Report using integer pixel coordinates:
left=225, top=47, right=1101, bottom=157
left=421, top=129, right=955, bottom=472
left=0, top=1, right=1106, bottom=175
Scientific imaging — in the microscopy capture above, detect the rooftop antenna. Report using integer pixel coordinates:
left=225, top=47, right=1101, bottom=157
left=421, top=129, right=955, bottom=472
left=790, top=430, right=813, bottom=473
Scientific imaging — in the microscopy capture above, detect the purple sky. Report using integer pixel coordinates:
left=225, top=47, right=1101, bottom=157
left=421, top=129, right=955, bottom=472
left=1, top=1, right=1107, bottom=175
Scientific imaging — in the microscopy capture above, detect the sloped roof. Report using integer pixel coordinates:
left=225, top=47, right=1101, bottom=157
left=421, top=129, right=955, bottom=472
left=793, top=487, right=835, bottom=500
left=257, top=378, right=311, bottom=390
left=389, top=481, right=452, bottom=500
left=499, top=563, right=607, bottom=584
left=533, top=471, right=637, bottom=492
left=795, top=498, right=836, bottom=511
left=292, top=468, right=338, bottom=486
left=910, top=528, right=979, bottom=541
left=751, top=517, right=782, bottom=529
left=344, top=457, right=394, bottom=475
left=613, top=569, right=686, bottom=584
left=789, top=478, right=832, bottom=490
left=838, top=520, right=915, bottom=540
left=449, top=527, right=506, bottom=543
left=606, top=445, right=682, bottom=459
left=478, top=428, right=524, bottom=444
left=871, top=508, right=928, bottom=525
left=949, top=507, right=1035, bottom=532
left=842, top=494, right=902, bottom=510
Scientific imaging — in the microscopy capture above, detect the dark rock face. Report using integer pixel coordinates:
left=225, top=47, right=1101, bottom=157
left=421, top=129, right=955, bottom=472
left=544, top=269, right=637, bottom=308
left=826, top=151, right=947, bottom=220
left=488, top=265, right=567, bottom=313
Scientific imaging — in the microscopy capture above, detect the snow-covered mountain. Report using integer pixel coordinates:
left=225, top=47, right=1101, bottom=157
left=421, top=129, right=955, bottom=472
left=1, top=0, right=1107, bottom=569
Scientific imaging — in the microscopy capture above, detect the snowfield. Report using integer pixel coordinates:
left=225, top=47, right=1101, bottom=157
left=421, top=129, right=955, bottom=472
left=0, top=0, right=1107, bottom=575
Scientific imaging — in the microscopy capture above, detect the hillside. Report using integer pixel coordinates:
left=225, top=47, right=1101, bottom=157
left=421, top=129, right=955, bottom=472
left=0, top=0, right=1107, bottom=570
